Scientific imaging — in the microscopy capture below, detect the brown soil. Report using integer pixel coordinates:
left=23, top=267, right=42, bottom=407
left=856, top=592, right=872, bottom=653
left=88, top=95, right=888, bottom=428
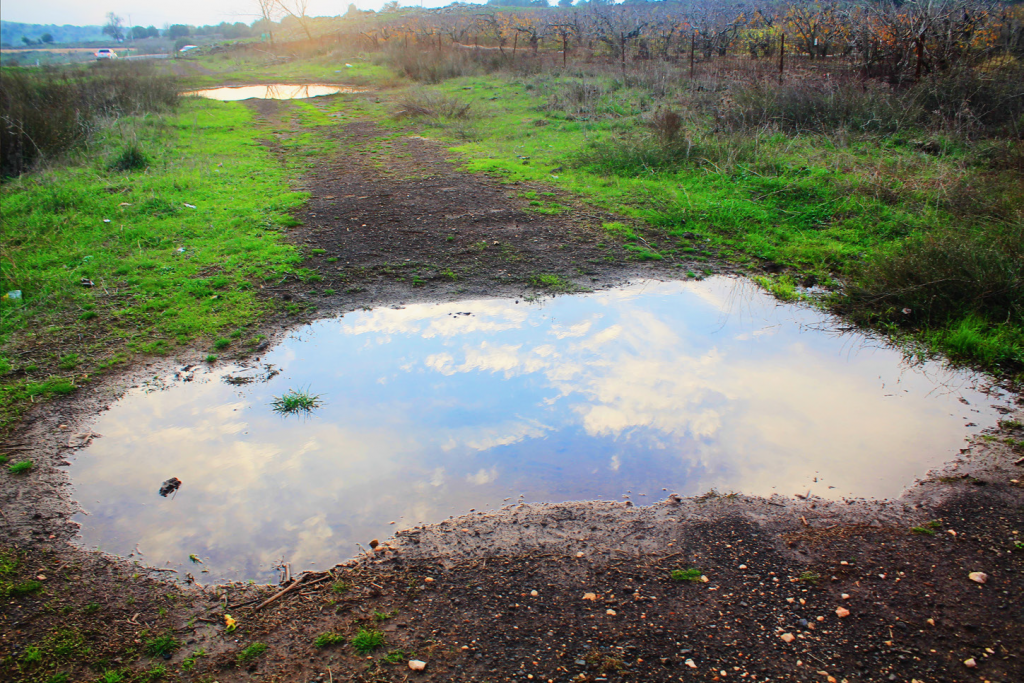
left=247, top=97, right=723, bottom=314
left=2, top=97, right=1023, bottom=683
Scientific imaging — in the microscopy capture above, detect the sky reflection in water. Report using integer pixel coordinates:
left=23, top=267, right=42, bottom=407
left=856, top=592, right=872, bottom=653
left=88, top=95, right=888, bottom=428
left=184, top=84, right=360, bottom=101
left=70, top=278, right=1009, bottom=582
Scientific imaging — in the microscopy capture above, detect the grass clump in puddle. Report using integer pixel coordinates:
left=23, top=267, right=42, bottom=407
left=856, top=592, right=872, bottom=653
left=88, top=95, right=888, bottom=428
left=271, top=387, right=323, bottom=415
left=236, top=642, right=267, bottom=664
left=351, top=628, right=385, bottom=654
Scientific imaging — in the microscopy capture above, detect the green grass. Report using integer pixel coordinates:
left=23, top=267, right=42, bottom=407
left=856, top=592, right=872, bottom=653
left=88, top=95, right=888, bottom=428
left=382, top=648, right=413, bottom=664
left=144, top=635, right=180, bottom=658
left=797, top=571, right=821, bottom=584
left=181, top=648, right=206, bottom=671
left=331, top=580, right=351, bottom=594
left=370, top=70, right=1023, bottom=378
left=271, top=387, right=323, bottom=414
left=530, top=273, right=575, bottom=293
left=8, top=460, right=32, bottom=474
left=313, top=632, right=345, bottom=649
left=236, top=642, right=267, bottom=664
left=1, top=97, right=314, bottom=434
left=351, top=628, right=385, bottom=654
left=670, top=568, right=702, bottom=582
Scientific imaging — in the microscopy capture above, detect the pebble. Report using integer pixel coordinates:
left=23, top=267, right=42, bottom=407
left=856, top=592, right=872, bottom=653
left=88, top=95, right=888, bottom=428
left=582, top=592, right=598, bottom=601
left=841, top=593, right=851, bottom=600
left=835, top=606, right=851, bottom=618
left=408, top=659, right=427, bottom=671
left=780, top=633, right=795, bottom=643
left=738, top=564, right=747, bottom=570
left=530, top=590, right=539, bottom=597
left=968, top=572, right=988, bottom=584
left=576, top=551, right=585, bottom=558
left=700, top=575, right=709, bottom=583
left=424, top=577, right=434, bottom=584
left=963, top=658, right=977, bottom=668
left=606, top=609, right=617, bottom=616
left=685, top=659, right=697, bottom=669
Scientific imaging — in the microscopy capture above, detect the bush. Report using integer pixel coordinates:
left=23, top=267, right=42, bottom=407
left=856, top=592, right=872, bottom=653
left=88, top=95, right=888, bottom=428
left=394, top=91, right=472, bottom=121
left=108, top=145, right=149, bottom=172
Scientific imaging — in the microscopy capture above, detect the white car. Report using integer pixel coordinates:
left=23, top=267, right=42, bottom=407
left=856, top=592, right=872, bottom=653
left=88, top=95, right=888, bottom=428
left=178, top=45, right=200, bottom=53
left=95, top=48, right=117, bottom=60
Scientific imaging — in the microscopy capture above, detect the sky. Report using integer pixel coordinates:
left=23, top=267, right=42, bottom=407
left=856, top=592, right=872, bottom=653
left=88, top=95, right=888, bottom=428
left=0, top=1, right=456, bottom=28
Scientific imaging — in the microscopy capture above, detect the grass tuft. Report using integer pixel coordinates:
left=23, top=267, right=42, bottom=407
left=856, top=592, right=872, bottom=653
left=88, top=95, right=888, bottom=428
left=313, top=632, right=345, bottom=649
left=8, top=460, right=33, bottom=474
left=271, top=387, right=323, bottom=415
left=236, top=642, right=267, bottom=665
left=351, top=628, right=385, bottom=654
left=144, top=635, right=180, bottom=658
left=670, top=568, right=702, bottom=582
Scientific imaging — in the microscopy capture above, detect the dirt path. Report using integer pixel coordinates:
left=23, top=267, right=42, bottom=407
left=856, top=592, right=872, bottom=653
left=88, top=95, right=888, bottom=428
left=2, top=97, right=1023, bottom=683
left=246, top=97, right=721, bottom=312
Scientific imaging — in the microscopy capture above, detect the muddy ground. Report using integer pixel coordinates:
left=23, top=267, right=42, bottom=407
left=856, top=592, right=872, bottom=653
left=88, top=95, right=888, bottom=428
left=2, top=96, right=1023, bottom=683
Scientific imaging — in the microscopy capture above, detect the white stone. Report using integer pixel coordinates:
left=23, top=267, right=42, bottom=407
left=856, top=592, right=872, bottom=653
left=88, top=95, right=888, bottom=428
left=963, top=658, right=977, bottom=668
left=606, top=609, right=617, bottom=616
left=835, top=607, right=850, bottom=618
left=582, top=592, right=598, bottom=601
left=968, top=572, right=988, bottom=584
left=409, top=660, right=427, bottom=671
left=530, top=590, right=539, bottom=597
left=780, top=633, right=795, bottom=643
left=685, top=659, right=697, bottom=669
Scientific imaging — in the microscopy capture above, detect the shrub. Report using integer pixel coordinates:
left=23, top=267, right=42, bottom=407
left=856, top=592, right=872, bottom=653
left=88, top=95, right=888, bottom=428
left=108, top=145, right=149, bottom=172
left=394, top=91, right=472, bottom=121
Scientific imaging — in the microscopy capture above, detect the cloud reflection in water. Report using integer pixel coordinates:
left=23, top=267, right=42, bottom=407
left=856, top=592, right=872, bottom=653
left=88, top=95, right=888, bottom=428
left=70, top=278, right=1008, bottom=582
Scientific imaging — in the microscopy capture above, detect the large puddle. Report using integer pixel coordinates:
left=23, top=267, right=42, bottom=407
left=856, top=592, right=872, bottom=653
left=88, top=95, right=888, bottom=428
left=184, top=84, right=361, bottom=101
left=70, top=278, right=1010, bottom=582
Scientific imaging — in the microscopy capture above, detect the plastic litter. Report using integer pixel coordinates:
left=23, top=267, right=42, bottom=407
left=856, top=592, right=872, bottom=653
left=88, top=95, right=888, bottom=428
left=159, top=477, right=181, bottom=497
left=3, top=290, right=22, bottom=301
left=80, top=278, right=94, bottom=287
left=184, top=203, right=197, bottom=209
left=103, top=219, right=111, bottom=223
left=176, top=247, right=186, bottom=253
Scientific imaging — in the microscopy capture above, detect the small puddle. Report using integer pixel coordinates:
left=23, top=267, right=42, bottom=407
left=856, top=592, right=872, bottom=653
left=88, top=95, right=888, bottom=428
left=70, top=278, right=1011, bottom=582
left=184, top=84, right=362, bottom=101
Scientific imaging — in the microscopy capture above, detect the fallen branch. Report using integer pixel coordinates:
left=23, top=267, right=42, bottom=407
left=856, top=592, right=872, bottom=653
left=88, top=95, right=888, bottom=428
left=251, top=572, right=331, bottom=613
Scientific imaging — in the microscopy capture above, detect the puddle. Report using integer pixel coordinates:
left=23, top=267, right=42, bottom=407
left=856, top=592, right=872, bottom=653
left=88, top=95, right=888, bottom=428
left=70, top=278, right=1011, bottom=582
left=184, top=84, right=362, bottom=101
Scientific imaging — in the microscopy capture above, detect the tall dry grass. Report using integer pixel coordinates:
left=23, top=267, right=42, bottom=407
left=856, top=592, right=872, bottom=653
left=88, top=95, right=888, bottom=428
left=0, top=61, right=178, bottom=177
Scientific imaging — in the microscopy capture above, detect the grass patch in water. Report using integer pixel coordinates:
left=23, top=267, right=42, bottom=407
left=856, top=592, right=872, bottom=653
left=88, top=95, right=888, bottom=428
left=271, top=387, right=323, bottom=415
